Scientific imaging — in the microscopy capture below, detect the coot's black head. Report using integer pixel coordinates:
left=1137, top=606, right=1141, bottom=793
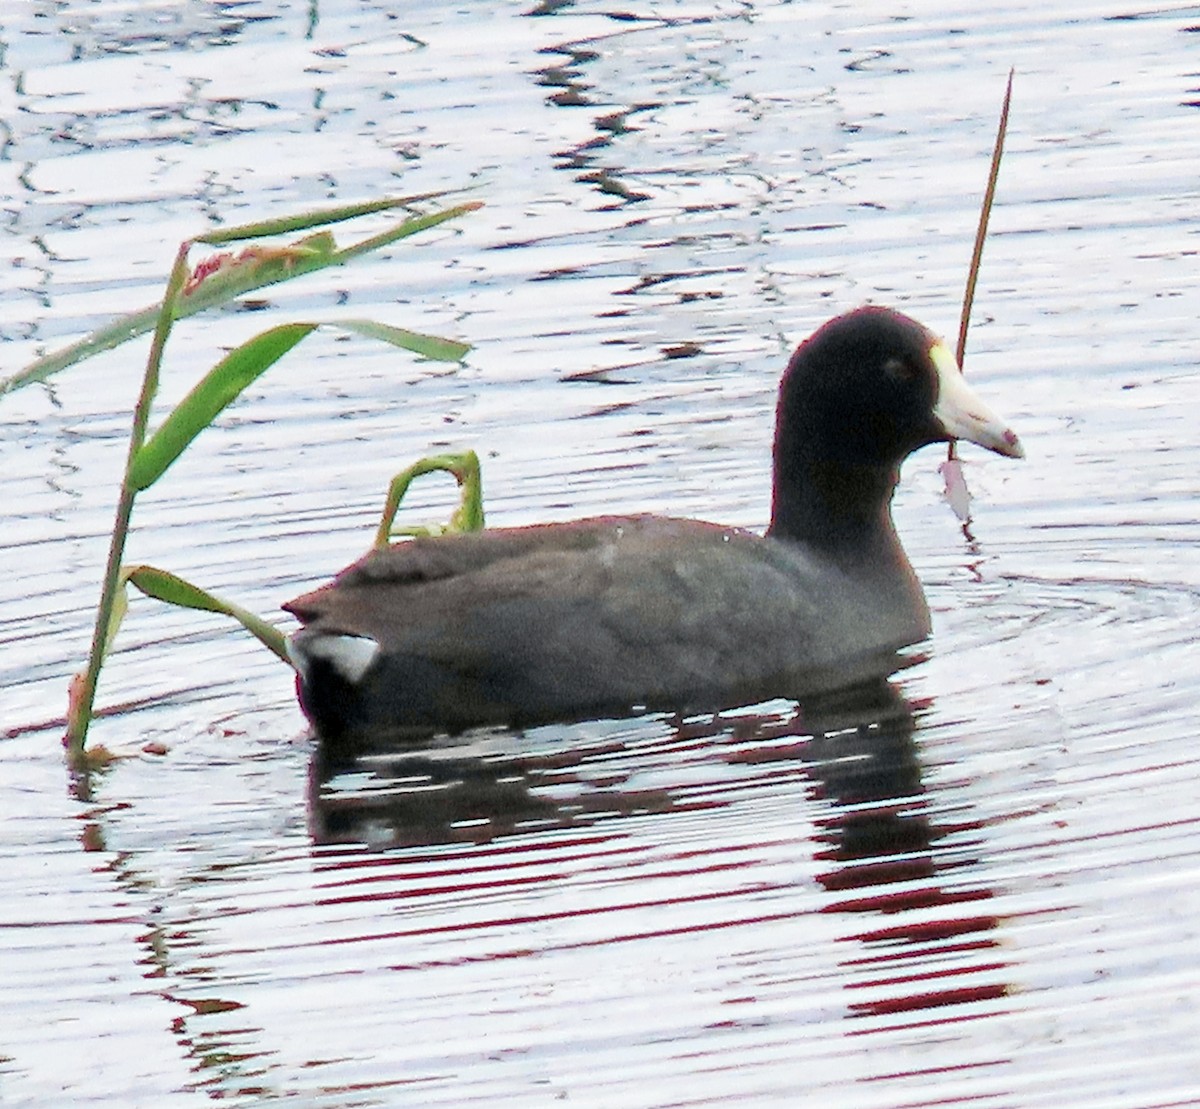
left=769, top=306, right=1022, bottom=545
left=777, top=306, right=1022, bottom=468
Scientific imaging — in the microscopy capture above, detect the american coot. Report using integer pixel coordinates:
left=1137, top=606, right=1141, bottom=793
left=285, top=306, right=1022, bottom=741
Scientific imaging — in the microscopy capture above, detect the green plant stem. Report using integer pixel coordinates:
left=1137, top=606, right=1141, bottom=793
left=66, top=483, right=136, bottom=763
left=332, top=202, right=480, bottom=267
left=65, top=245, right=190, bottom=763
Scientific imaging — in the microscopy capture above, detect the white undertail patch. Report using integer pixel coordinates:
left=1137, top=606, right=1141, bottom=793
left=287, top=632, right=380, bottom=685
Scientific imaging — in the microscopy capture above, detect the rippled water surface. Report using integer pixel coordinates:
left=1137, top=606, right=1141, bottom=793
left=2, top=2, right=1199, bottom=1106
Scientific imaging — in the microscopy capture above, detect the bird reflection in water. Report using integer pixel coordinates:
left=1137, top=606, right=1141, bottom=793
left=308, top=677, right=1008, bottom=1023
left=801, top=683, right=1010, bottom=1022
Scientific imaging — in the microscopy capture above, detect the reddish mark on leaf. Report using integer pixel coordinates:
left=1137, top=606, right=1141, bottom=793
left=183, top=245, right=312, bottom=296
left=183, top=251, right=236, bottom=295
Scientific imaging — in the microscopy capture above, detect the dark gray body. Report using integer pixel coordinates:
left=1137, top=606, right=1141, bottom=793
left=285, top=513, right=929, bottom=738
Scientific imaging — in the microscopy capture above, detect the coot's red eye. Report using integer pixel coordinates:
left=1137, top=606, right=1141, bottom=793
left=883, top=356, right=917, bottom=383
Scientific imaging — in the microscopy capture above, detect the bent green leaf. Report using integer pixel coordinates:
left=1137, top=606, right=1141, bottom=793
left=128, top=318, right=471, bottom=492
left=375, top=450, right=484, bottom=549
left=337, top=319, right=471, bottom=362
left=128, top=323, right=316, bottom=490
left=125, top=565, right=290, bottom=664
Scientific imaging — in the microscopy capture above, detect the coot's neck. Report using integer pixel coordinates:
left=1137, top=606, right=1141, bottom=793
left=767, top=454, right=907, bottom=571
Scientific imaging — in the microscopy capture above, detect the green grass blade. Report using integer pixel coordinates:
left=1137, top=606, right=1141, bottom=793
left=336, top=319, right=471, bottom=362
left=128, top=317, right=469, bottom=492
left=125, top=565, right=290, bottom=663
left=193, top=191, right=461, bottom=244
left=330, top=201, right=482, bottom=266
left=2, top=306, right=163, bottom=397
left=1, top=198, right=480, bottom=397
left=128, top=323, right=316, bottom=490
